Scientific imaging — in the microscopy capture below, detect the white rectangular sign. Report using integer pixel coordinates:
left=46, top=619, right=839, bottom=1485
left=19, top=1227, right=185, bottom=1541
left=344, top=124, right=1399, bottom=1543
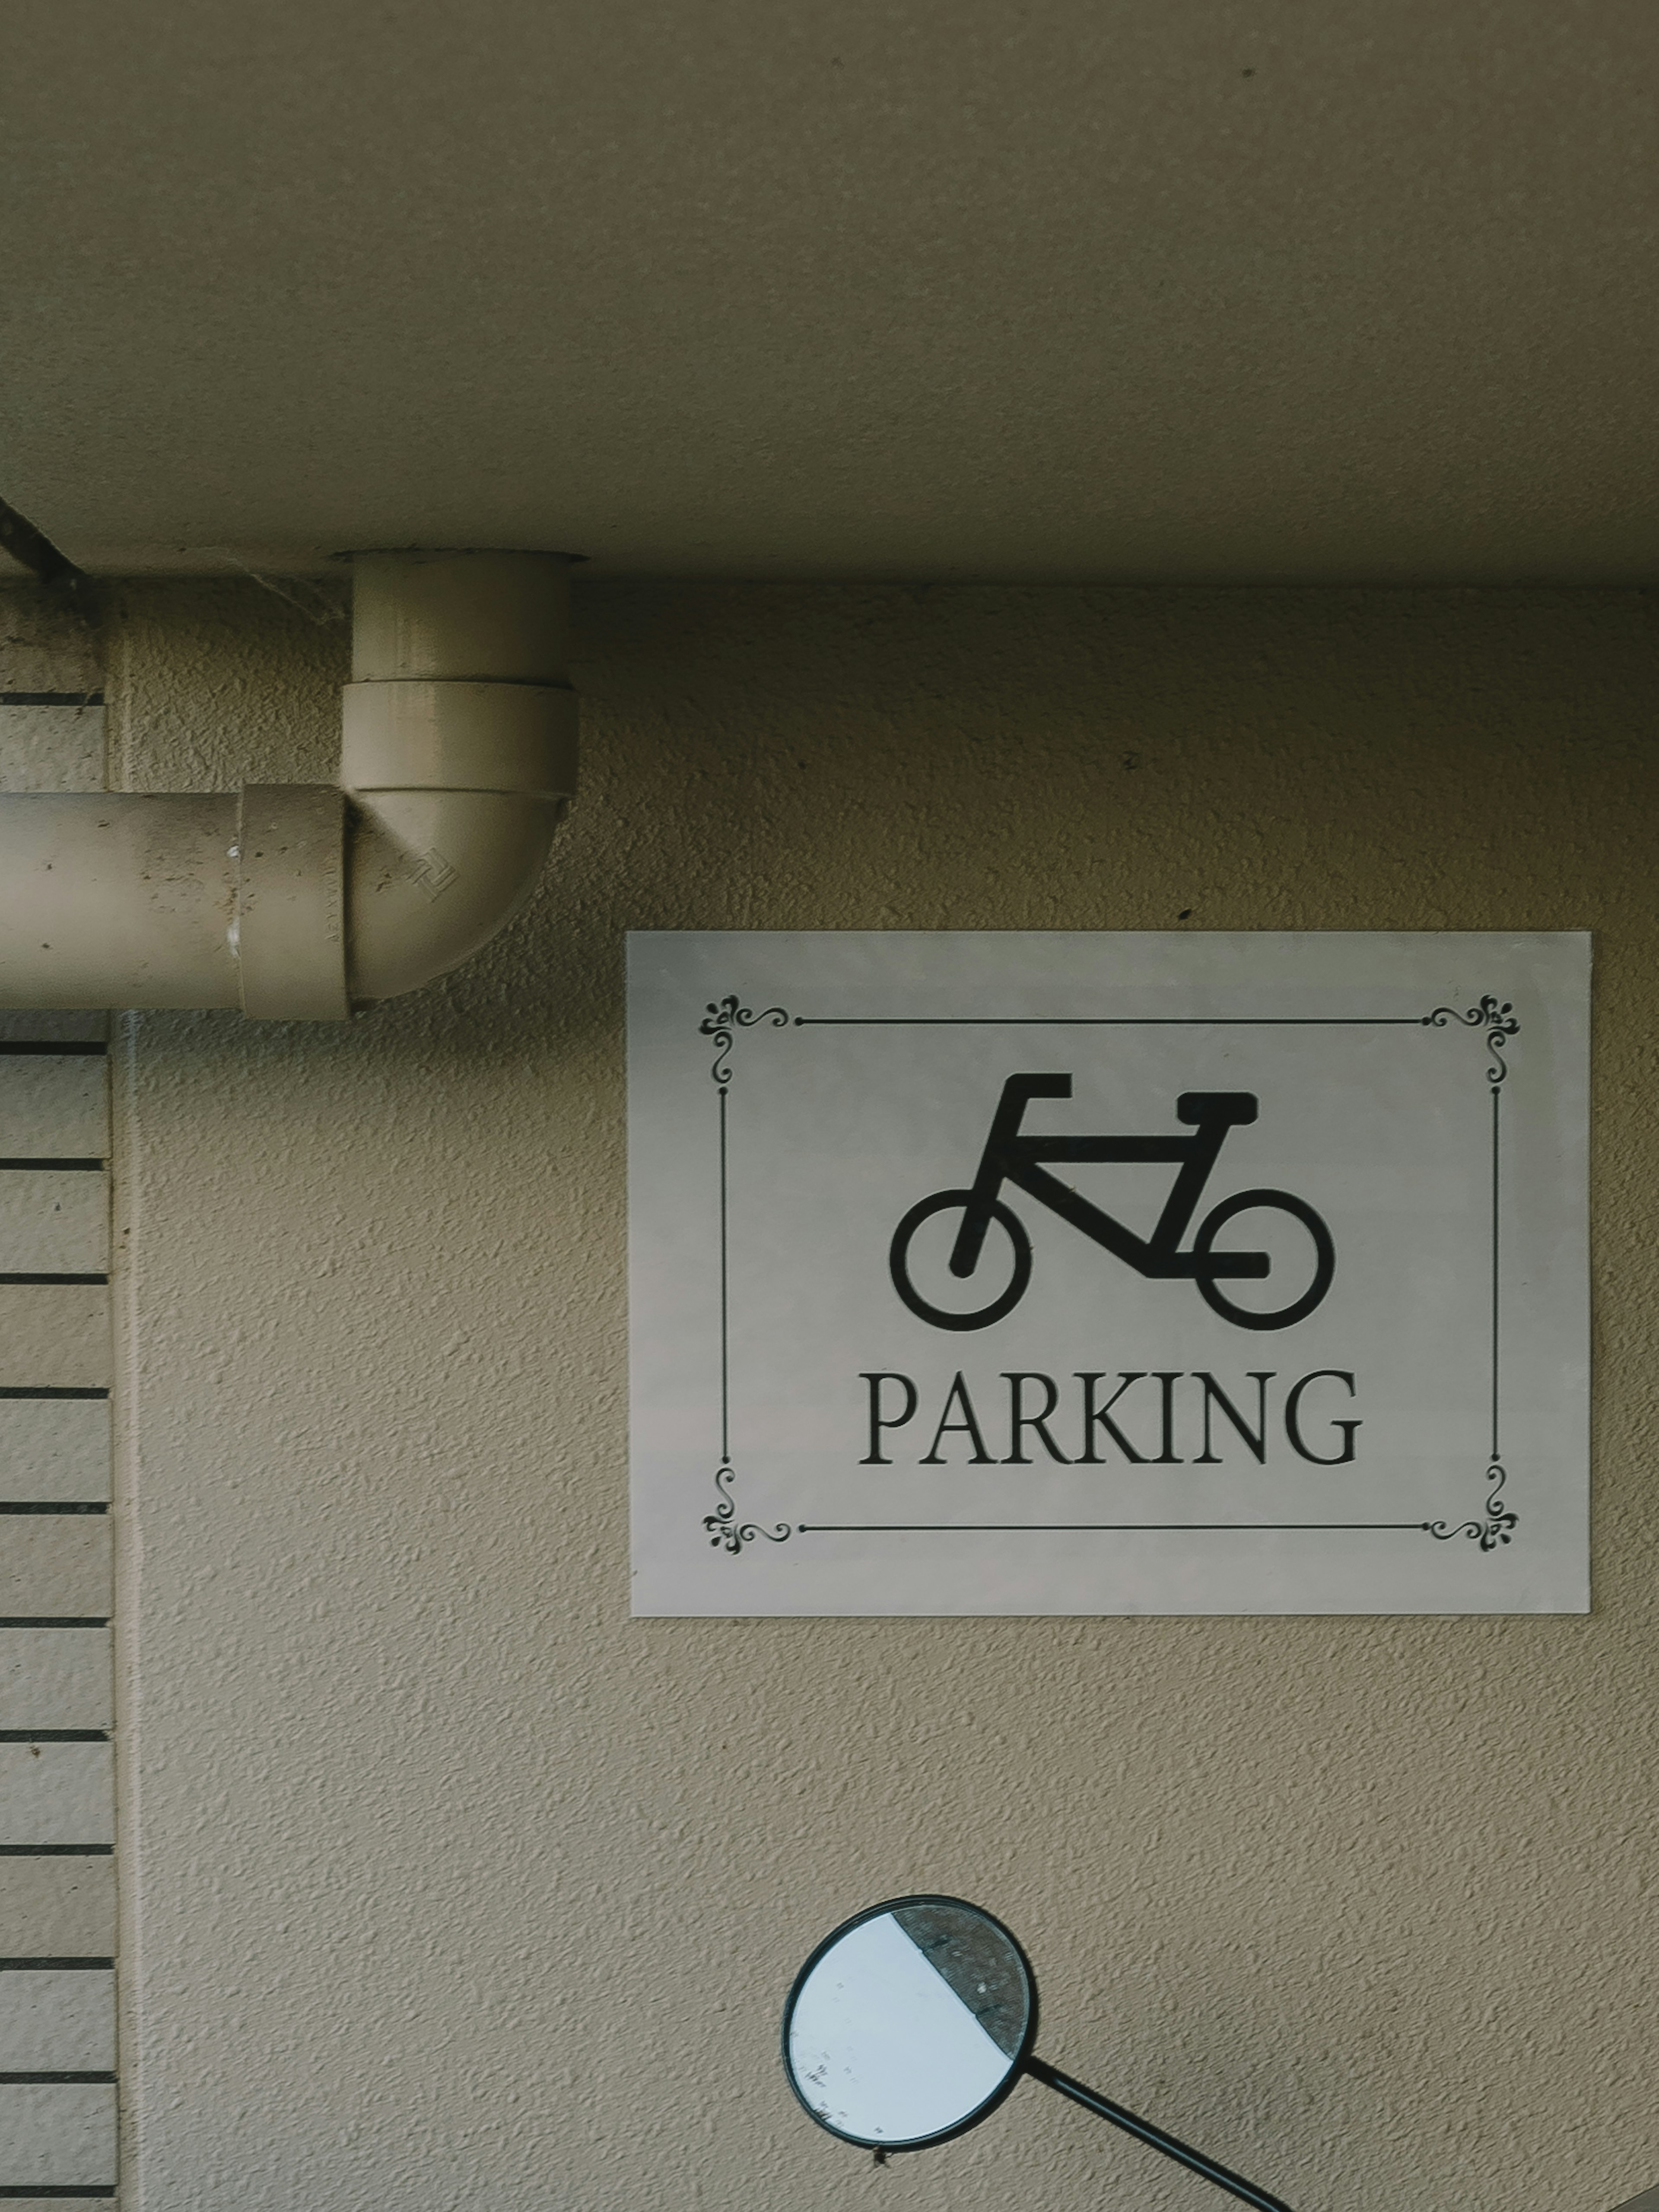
left=628, top=932, right=1589, bottom=1616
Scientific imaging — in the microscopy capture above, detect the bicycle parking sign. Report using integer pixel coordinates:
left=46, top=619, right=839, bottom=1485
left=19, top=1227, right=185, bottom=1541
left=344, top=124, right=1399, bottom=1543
left=628, top=932, right=1589, bottom=1616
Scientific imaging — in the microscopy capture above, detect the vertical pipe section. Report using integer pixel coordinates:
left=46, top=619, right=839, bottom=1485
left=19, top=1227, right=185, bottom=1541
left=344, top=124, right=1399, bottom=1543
left=341, top=553, right=578, bottom=1006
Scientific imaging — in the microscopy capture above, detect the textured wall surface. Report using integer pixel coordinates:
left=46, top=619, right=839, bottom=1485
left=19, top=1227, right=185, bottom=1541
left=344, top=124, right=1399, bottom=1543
left=102, top=581, right=1656, bottom=2212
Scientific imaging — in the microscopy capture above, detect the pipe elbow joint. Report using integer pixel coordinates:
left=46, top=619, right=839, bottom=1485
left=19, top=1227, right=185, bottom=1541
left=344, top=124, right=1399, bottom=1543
left=0, top=551, right=575, bottom=1019
left=0, top=552, right=577, bottom=1021
left=339, top=674, right=577, bottom=1005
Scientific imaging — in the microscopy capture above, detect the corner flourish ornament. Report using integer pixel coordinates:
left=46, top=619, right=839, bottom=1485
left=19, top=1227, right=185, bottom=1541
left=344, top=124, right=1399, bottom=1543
left=1425, top=1462, right=1519, bottom=1551
left=698, top=992, right=793, bottom=1553
left=1423, top=994, right=1520, bottom=1084
left=704, top=1464, right=790, bottom=1553
left=700, top=995, right=790, bottom=1086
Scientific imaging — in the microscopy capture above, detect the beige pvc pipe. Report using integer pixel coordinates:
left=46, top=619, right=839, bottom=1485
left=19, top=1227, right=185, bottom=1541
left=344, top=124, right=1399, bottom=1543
left=0, top=552, right=577, bottom=1019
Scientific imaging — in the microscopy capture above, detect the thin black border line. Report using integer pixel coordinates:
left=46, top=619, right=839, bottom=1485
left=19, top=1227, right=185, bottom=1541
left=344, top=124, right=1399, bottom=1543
left=795, top=1016, right=1430, bottom=1027
left=0, top=2194, right=118, bottom=2202
left=697, top=1004, right=791, bottom=1551
left=1491, top=1083, right=1501, bottom=1462
left=0, top=1277, right=108, bottom=1288
left=704, top=996, right=1517, bottom=1555
left=718, top=1088, right=730, bottom=1467
left=800, top=1521, right=1434, bottom=1533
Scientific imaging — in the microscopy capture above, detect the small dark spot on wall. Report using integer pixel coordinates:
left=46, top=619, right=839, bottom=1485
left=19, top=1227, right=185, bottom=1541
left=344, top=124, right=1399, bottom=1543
left=1179, top=909, right=1194, bottom=920
left=1122, top=752, right=1141, bottom=770
left=1242, top=66, right=1255, bottom=76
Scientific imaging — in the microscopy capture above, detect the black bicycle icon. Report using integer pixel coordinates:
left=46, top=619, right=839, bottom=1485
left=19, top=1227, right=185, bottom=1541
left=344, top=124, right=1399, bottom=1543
left=889, top=1075, right=1335, bottom=1333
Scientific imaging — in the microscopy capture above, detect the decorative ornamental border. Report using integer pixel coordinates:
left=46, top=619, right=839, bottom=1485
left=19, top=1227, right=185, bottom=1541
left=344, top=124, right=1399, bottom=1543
left=699, top=999, right=791, bottom=1551
left=697, top=993, right=1520, bottom=1555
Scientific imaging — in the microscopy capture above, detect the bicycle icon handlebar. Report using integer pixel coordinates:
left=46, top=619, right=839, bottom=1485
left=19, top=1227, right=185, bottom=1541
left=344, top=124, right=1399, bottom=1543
left=888, top=1074, right=1335, bottom=1333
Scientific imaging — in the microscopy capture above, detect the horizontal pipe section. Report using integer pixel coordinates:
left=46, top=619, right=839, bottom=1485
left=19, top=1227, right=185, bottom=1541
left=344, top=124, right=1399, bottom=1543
left=0, top=795, right=238, bottom=1010
left=0, top=553, right=577, bottom=1018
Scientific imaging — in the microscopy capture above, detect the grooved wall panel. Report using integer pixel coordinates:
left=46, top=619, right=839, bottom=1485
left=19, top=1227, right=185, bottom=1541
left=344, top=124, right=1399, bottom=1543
left=0, top=1174, right=108, bottom=1277
left=0, top=1062, right=106, bottom=1161
left=0, top=704, right=103, bottom=795
left=0, top=1866, right=114, bottom=1960
left=0, top=1291, right=110, bottom=1392
left=0, top=1748, right=111, bottom=1848
left=0, top=2083, right=117, bottom=2187
left=0, top=1524, right=109, bottom=1623
left=0, top=1406, right=110, bottom=1507
left=0, top=594, right=115, bottom=2202
left=0, top=1973, right=114, bottom=2072
left=0, top=1636, right=110, bottom=1732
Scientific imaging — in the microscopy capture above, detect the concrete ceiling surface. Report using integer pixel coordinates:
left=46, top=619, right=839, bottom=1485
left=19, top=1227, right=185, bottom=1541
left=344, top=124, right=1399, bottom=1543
left=1, top=0, right=1656, bottom=582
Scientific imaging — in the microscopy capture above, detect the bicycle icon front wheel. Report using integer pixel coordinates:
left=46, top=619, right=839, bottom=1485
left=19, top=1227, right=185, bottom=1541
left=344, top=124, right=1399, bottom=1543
left=889, top=1189, right=1033, bottom=1332
left=1192, top=1189, right=1335, bottom=1331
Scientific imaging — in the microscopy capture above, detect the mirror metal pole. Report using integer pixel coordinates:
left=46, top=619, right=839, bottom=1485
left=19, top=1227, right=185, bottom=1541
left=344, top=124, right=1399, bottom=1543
left=1023, top=2055, right=1298, bottom=2212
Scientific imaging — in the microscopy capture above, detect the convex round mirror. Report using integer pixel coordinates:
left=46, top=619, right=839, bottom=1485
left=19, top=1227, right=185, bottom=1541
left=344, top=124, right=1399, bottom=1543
left=784, top=1894, right=1296, bottom=2212
left=783, top=1895, right=1036, bottom=2150
left=785, top=1897, right=1653, bottom=2212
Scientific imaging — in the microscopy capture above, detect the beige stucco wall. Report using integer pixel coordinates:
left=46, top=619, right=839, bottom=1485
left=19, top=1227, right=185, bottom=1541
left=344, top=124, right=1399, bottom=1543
left=100, top=581, right=1656, bottom=2212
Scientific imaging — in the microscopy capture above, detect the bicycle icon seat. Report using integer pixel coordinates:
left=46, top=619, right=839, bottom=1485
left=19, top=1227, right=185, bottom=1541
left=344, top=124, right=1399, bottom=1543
left=888, top=1074, right=1334, bottom=1333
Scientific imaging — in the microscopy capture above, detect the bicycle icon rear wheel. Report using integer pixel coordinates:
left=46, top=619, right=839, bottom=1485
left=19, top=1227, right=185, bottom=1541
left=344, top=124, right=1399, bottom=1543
left=889, top=1189, right=1033, bottom=1332
left=1192, top=1188, right=1334, bottom=1330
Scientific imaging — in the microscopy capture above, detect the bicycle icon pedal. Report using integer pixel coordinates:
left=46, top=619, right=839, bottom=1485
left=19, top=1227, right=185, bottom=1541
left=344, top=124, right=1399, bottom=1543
left=889, top=1074, right=1335, bottom=1332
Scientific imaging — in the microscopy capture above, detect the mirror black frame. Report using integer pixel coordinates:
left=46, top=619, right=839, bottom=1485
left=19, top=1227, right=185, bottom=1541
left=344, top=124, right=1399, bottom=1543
left=783, top=1894, right=1656, bottom=2212
left=781, top=1893, right=1040, bottom=2153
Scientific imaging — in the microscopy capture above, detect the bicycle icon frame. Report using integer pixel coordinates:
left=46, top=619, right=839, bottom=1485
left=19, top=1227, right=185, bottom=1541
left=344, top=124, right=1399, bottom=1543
left=889, top=1074, right=1335, bottom=1333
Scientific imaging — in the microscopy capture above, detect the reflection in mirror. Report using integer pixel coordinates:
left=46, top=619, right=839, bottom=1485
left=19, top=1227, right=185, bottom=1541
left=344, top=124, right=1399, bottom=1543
left=783, top=1894, right=1298, bottom=2212
left=785, top=1896, right=1655, bottom=2212
left=783, top=1897, right=1035, bottom=2148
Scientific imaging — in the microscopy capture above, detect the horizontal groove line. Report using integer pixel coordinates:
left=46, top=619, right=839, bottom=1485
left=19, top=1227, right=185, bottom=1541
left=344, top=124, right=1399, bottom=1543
left=0, top=1392, right=109, bottom=1403
left=0, top=1162, right=105, bottom=1173
left=0, top=1046, right=107, bottom=1060
left=0, top=1846, right=112, bottom=1857
left=0, top=2073, right=116, bottom=2086
left=0, top=1504, right=108, bottom=1516
left=0, top=1619, right=109, bottom=1630
left=0, top=1733, right=108, bottom=1745
left=0, top=1278, right=108, bottom=1288
left=0, top=1960, right=114, bottom=1971
left=0, top=2190, right=117, bottom=2200
left=0, top=692, right=104, bottom=708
